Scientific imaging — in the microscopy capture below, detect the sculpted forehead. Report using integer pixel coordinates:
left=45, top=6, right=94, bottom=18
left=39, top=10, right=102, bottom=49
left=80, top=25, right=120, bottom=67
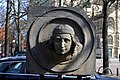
left=54, top=34, right=72, bottom=39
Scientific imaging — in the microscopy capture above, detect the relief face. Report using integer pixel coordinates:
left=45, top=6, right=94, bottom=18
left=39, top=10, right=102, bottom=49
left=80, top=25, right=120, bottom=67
left=49, top=24, right=83, bottom=62
left=52, top=24, right=74, bottom=55
left=53, top=34, right=72, bottom=55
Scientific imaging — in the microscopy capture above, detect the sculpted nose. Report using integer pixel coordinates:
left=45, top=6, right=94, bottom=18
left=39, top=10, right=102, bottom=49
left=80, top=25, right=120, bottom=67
left=61, top=40, right=65, bottom=48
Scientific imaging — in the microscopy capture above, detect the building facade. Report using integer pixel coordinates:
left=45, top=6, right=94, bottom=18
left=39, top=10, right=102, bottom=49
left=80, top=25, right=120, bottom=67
left=93, top=4, right=120, bottom=58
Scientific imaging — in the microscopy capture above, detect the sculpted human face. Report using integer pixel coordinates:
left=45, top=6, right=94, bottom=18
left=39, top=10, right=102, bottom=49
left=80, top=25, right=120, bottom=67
left=53, top=34, right=72, bottom=55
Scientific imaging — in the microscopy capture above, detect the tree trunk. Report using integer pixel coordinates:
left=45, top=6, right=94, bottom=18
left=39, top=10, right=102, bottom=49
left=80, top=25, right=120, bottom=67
left=5, top=0, right=11, bottom=57
left=102, top=1, right=109, bottom=74
left=17, top=0, right=20, bottom=51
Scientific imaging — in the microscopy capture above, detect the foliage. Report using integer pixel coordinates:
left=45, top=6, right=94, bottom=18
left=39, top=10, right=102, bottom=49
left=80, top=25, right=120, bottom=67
left=0, top=0, right=29, bottom=35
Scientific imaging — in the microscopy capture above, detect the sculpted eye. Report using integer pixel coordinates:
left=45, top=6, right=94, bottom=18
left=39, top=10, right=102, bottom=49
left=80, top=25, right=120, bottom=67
left=64, top=38, right=70, bottom=43
left=54, top=38, right=61, bottom=43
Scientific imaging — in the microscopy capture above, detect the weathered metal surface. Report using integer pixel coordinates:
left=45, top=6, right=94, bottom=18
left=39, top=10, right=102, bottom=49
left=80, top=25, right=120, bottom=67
left=26, top=7, right=96, bottom=75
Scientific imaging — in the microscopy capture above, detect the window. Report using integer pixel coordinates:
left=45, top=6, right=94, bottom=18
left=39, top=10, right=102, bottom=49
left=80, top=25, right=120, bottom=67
left=107, top=17, right=115, bottom=30
left=108, top=35, right=113, bottom=45
left=96, top=36, right=100, bottom=48
left=7, top=62, right=25, bottom=73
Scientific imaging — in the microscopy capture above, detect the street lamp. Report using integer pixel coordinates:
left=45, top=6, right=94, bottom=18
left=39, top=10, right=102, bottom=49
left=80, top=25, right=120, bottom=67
left=12, top=40, right=15, bottom=43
